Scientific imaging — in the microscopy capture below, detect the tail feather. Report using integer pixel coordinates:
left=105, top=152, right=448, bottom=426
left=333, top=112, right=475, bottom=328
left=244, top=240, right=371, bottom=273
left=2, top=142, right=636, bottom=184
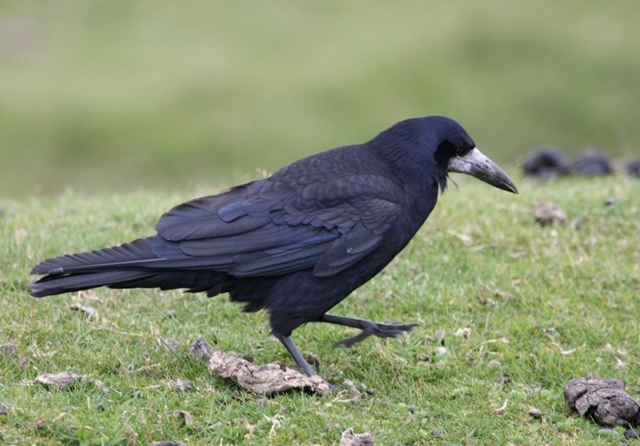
left=31, top=237, right=157, bottom=275
left=30, top=236, right=233, bottom=298
left=110, top=270, right=232, bottom=295
left=31, top=236, right=233, bottom=274
left=30, top=270, right=155, bottom=297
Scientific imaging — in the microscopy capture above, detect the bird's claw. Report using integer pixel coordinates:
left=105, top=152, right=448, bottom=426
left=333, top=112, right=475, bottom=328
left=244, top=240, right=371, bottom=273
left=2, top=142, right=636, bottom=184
left=333, top=321, right=419, bottom=348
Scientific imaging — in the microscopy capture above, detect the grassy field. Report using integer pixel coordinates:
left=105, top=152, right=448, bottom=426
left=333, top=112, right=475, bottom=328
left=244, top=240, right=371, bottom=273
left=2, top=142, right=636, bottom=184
left=2, top=2, right=639, bottom=444
left=1, top=1, right=640, bottom=197
left=1, top=172, right=639, bottom=445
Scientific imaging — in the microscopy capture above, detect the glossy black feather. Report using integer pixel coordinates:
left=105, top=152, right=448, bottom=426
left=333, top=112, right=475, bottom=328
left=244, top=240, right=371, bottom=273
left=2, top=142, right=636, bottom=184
left=31, top=117, right=489, bottom=340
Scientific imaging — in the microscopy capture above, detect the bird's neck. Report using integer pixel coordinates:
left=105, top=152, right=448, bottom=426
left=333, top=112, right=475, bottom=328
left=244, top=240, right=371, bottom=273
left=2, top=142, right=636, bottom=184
left=368, top=144, right=445, bottom=218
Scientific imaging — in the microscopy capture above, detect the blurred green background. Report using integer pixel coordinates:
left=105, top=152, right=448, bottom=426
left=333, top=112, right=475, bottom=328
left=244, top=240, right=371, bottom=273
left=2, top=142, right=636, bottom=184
left=1, top=1, right=639, bottom=197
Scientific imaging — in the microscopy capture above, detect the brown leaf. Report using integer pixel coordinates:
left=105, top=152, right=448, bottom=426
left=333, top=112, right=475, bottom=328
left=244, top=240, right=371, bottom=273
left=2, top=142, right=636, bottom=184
left=190, top=338, right=331, bottom=395
left=70, top=303, right=99, bottom=320
left=207, top=348, right=331, bottom=395
left=17, top=357, right=29, bottom=369
left=534, top=202, right=567, bottom=226
left=170, top=379, right=192, bottom=393
left=188, top=336, right=217, bottom=361
left=174, top=410, right=194, bottom=426
left=340, top=428, right=374, bottom=446
left=0, top=343, right=18, bottom=356
left=35, top=372, right=81, bottom=389
left=529, top=407, right=543, bottom=419
left=34, top=372, right=108, bottom=394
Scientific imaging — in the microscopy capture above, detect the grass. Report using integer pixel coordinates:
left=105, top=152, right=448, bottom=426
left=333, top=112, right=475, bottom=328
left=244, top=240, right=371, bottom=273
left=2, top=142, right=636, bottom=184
left=1, top=172, right=639, bottom=445
left=1, top=1, right=640, bottom=197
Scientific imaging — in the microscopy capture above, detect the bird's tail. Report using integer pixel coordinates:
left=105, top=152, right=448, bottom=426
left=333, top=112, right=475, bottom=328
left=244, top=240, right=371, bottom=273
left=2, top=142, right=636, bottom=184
left=30, top=237, right=229, bottom=298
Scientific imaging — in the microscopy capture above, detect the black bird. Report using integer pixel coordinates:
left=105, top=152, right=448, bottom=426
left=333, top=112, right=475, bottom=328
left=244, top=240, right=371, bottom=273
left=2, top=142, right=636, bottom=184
left=30, top=116, right=517, bottom=376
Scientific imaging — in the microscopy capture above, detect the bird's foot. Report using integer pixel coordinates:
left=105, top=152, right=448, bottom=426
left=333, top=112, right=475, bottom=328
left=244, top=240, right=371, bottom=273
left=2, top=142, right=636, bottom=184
left=333, top=321, right=419, bottom=348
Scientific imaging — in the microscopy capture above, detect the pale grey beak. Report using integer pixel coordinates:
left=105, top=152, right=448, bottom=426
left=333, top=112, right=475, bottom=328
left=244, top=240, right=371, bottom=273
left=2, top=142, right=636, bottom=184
left=448, top=148, right=518, bottom=194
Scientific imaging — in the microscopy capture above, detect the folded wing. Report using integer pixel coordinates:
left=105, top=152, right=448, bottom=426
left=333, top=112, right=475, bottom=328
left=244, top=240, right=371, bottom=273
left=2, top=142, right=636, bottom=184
left=150, top=175, right=404, bottom=277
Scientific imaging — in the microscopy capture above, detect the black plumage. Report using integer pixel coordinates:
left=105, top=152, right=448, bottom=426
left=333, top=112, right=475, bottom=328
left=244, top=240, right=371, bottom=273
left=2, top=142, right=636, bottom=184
left=30, top=116, right=517, bottom=376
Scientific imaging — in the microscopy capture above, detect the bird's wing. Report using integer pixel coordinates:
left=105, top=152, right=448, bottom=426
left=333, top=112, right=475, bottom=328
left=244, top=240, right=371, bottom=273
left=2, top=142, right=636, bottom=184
left=152, top=176, right=404, bottom=277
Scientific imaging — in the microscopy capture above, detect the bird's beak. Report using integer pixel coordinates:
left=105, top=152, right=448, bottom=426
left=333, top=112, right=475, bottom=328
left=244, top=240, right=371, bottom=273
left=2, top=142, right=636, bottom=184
left=448, top=148, right=518, bottom=194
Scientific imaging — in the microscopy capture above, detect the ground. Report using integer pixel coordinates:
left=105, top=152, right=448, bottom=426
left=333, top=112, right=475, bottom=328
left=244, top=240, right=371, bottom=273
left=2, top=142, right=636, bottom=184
left=1, top=172, right=639, bottom=445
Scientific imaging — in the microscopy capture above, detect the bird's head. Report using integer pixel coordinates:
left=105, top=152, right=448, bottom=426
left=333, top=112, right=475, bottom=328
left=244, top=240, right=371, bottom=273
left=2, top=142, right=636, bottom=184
left=373, top=116, right=518, bottom=195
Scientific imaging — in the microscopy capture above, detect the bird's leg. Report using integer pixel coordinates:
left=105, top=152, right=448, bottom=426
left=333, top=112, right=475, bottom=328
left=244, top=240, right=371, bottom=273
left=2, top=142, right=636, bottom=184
left=274, top=333, right=317, bottom=376
left=318, top=314, right=419, bottom=348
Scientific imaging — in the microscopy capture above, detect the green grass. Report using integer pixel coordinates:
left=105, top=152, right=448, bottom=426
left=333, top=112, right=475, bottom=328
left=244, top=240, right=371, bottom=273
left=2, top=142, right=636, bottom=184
left=1, top=1, right=640, bottom=197
left=1, top=173, right=639, bottom=444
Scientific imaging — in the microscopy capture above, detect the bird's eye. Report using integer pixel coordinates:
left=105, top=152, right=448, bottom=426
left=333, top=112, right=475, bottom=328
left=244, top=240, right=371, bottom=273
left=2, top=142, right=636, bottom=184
left=458, top=146, right=472, bottom=157
left=434, top=140, right=457, bottom=165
